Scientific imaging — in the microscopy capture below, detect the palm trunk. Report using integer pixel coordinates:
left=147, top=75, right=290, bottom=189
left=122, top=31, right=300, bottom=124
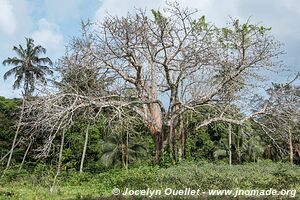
left=6, top=98, right=25, bottom=170
left=228, top=123, right=232, bottom=166
left=80, top=123, right=89, bottom=173
left=289, top=128, right=293, bottom=165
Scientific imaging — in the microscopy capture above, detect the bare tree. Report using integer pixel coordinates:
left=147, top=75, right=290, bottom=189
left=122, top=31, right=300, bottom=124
left=91, top=3, right=281, bottom=162
left=258, top=80, right=300, bottom=164
left=23, top=3, right=283, bottom=165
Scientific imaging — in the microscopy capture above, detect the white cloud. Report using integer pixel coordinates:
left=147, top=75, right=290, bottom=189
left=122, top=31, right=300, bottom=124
left=0, top=0, right=17, bottom=34
left=31, top=18, right=64, bottom=58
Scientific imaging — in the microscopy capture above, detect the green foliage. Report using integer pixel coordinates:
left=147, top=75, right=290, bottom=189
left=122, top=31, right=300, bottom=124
left=241, top=135, right=265, bottom=162
left=192, top=15, right=208, bottom=31
left=151, top=9, right=167, bottom=25
left=100, top=133, right=146, bottom=168
left=97, top=161, right=300, bottom=196
left=186, top=127, right=216, bottom=160
left=0, top=97, right=20, bottom=165
left=63, top=119, right=105, bottom=172
left=1, top=162, right=299, bottom=199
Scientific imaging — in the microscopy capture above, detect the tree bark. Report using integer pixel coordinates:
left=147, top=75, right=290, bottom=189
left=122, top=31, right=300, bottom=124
left=228, top=123, right=232, bottom=166
left=80, top=123, right=89, bottom=173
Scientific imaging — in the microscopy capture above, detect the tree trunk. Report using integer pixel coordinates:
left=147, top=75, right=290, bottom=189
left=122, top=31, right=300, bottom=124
left=237, top=126, right=241, bottom=164
left=154, top=131, right=163, bottom=164
left=125, top=130, right=129, bottom=172
left=122, top=145, right=126, bottom=170
left=289, top=128, right=293, bottom=165
left=161, top=135, right=167, bottom=162
left=6, top=98, right=25, bottom=170
left=173, top=128, right=178, bottom=163
left=178, top=113, right=185, bottom=161
left=168, top=122, right=175, bottom=163
left=80, top=123, right=89, bottom=173
left=148, top=60, right=163, bottom=164
left=18, top=139, right=32, bottom=172
left=228, top=123, right=232, bottom=166
left=51, top=129, right=65, bottom=193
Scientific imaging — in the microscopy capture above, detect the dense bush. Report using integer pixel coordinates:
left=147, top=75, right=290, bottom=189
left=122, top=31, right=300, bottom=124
left=1, top=161, right=299, bottom=199
left=0, top=97, right=19, bottom=162
left=90, top=160, right=300, bottom=196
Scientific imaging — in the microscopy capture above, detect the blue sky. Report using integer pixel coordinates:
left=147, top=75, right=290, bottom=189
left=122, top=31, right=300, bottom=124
left=0, top=0, right=299, bottom=98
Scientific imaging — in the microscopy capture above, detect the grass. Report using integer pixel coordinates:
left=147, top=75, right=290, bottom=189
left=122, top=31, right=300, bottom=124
left=0, top=160, right=299, bottom=199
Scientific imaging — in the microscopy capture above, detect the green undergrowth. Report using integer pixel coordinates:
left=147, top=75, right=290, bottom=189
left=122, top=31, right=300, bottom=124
left=0, top=160, right=299, bottom=199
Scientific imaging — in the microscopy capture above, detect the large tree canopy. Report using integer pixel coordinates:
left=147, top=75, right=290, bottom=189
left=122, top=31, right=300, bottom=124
left=23, top=3, right=283, bottom=164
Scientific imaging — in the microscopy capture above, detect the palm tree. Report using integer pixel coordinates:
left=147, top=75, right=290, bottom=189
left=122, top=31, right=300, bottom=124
left=2, top=38, right=53, bottom=171
left=3, top=37, right=53, bottom=97
left=100, top=132, right=147, bottom=170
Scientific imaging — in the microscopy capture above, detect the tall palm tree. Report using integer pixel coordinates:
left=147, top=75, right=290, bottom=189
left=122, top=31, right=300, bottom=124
left=2, top=38, right=53, bottom=171
left=3, top=37, right=53, bottom=97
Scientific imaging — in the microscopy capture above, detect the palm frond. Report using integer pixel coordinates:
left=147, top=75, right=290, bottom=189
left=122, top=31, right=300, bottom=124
left=13, top=74, right=23, bottom=89
left=3, top=57, right=23, bottom=66
left=12, top=46, right=26, bottom=59
left=101, top=145, right=120, bottom=167
left=3, top=66, right=21, bottom=80
left=213, top=149, right=227, bottom=159
left=36, top=56, right=53, bottom=66
left=35, top=72, right=47, bottom=84
left=33, top=45, right=46, bottom=56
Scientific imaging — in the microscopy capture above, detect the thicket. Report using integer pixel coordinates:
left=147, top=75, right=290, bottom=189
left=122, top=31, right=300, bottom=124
left=0, top=161, right=299, bottom=199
